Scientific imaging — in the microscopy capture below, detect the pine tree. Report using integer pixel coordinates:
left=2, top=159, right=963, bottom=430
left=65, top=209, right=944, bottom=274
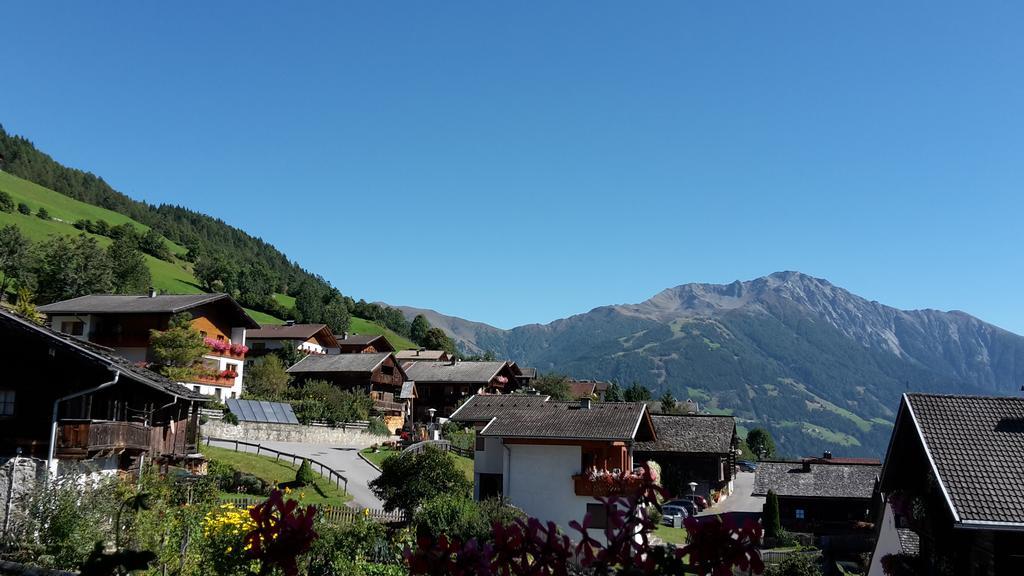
left=149, top=313, right=207, bottom=381
left=764, top=490, right=782, bottom=538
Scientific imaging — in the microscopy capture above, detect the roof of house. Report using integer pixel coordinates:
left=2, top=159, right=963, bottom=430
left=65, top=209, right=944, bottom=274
left=394, top=349, right=449, bottom=360
left=568, top=381, right=596, bottom=399
left=449, top=394, right=553, bottom=423
left=247, top=324, right=338, bottom=346
left=897, top=527, right=920, bottom=556
left=37, top=293, right=260, bottom=328
left=404, top=361, right=510, bottom=384
left=336, top=334, right=393, bottom=348
left=752, top=461, right=880, bottom=499
left=634, top=414, right=737, bottom=454
left=897, top=393, right=1024, bottom=526
left=517, top=367, right=538, bottom=379
left=479, top=400, right=655, bottom=442
left=286, top=352, right=391, bottom=374
left=0, top=309, right=206, bottom=401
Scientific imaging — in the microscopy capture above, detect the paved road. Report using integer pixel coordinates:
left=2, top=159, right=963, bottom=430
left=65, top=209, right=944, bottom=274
left=208, top=439, right=384, bottom=509
left=700, top=471, right=763, bottom=516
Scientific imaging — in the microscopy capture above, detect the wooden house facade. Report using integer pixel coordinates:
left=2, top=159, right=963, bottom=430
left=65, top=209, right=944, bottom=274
left=0, top=309, right=207, bottom=476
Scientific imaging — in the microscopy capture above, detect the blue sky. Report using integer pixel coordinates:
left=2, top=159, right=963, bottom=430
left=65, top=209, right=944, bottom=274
left=2, top=2, right=1022, bottom=331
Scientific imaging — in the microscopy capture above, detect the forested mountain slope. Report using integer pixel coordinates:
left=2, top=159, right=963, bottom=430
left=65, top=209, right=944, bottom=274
left=400, top=272, right=1024, bottom=457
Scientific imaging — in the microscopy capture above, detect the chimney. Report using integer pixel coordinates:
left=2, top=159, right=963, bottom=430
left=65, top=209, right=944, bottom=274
left=823, top=451, right=832, bottom=460
left=148, top=287, right=157, bottom=298
left=285, top=319, right=295, bottom=326
left=802, top=460, right=812, bottom=472
left=580, top=398, right=592, bottom=410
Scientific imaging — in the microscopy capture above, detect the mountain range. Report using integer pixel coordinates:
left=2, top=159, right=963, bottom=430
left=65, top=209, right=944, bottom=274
left=400, top=271, right=1024, bottom=457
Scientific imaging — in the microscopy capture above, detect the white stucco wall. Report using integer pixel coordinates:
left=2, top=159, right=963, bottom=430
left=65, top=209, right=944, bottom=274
left=504, top=444, right=602, bottom=539
left=868, top=500, right=900, bottom=576
left=49, top=314, right=93, bottom=340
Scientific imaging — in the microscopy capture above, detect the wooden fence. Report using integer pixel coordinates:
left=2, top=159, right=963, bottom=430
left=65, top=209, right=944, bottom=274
left=760, top=549, right=821, bottom=565
left=203, top=436, right=348, bottom=493
left=218, top=496, right=407, bottom=525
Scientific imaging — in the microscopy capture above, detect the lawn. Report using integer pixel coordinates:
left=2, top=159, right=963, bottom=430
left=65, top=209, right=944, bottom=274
left=654, top=525, right=689, bottom=546
left=245, top=307, right=284, bottom=325
left=348, top=316, right=418, bottom=351
left=200, top=444, right=351, bottom=506
left=359, top=446, right=474, bottom=483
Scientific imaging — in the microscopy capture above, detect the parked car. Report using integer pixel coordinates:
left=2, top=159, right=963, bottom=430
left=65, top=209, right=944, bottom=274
left=675, top=494, right=708, bottom=511
left=737, top=460, right=757, bottom=472
left=661, top=504, right=690, bottom=526
left=662, top=499, right=697, bottom=517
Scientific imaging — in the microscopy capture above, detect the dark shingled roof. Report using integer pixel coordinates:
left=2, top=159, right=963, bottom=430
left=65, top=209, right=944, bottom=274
left=634, top=414, right=737, bottom=454
left=394, top=349, right=449, bottom=361
left=897, top=527, right=920, bottom=556
left=0, top=309, right=206, bottom=401
left=517, top=367, right=538, bottom=379
left=752, top=461, right=880, bottom=499
left=479, top=401, right=654, bottom=441
left=405, top=361, right=509, bottom=384
left=37, top=293, right=260, bottom=328
left=449, top=394, right=553, bottom=423
left=904, top=393, right=1024, bottom=525
left=286, top=352, right=390, bottom=374
left=248, top=323, right=335, bottom=342
left=337, top=334, right=388, bottom=346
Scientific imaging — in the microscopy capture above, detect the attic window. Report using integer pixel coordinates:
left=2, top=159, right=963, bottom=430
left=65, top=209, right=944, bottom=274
left=60, top=321, right=84, bottom=336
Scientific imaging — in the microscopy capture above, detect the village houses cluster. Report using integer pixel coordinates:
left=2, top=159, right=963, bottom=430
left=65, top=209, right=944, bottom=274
left=1, top=290, right=1022, bottom=574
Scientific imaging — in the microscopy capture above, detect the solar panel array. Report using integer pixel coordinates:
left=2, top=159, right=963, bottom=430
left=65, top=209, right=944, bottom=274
left=226, top=398, right=300, bottom=425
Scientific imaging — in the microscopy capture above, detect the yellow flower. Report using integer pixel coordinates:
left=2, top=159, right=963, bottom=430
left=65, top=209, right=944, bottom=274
left=363, top=508, right=369, bottom=516
left=226, top=546, right=233, bottom=553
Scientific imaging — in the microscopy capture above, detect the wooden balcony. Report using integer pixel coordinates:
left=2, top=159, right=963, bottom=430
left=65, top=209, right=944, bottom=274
left=57, top=420, right=152, bottom=457
left=572, top=474, right=645, bottom=497
left=373, top=398, right=405, bottom=413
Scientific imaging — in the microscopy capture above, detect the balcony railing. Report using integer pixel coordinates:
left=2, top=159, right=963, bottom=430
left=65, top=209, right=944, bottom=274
left=572, top=473, right=645, bottom=497
left=204, top=337, right=248, bottom=359
left=194, top=371, right=238, bottom=386
left=57, top=420, right=152, bottom=455
left=373, top=398, right=405, bottom=413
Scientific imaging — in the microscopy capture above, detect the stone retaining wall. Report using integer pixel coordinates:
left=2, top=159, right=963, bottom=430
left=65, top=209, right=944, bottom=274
left=202, top=420, right=383, bottom=447
left=0, top=457, right=45, bottom=533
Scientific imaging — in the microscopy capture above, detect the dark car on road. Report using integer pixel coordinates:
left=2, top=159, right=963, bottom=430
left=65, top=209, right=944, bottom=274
left=675, top=494, right=708, bottom=511
left=662, top=499, right=698, bottom=516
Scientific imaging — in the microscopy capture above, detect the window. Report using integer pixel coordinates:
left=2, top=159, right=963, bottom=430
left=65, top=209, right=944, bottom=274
left=0, top=390, right=14, bottom=417
left=581, top=452, right=596, bottom=472
left=215, top=388, right=222, bottom=400
left=231, top=392, right=237, bottom=399
left=193, top=386, right=200, bottom=393
left=382, top=365, right=394, bottom=376
left=586, top=503, right=608, bottom=529
left=60, top=321, right=84, bottom=336
left=216, top=334, right=225, bottom=342
left=475, top=435, right=485, bottom=451
left=795, top=509, right=805, bottom=519
left=200, top=331, right=208, bottom=338
left=252, top=342, right=266, bottom=351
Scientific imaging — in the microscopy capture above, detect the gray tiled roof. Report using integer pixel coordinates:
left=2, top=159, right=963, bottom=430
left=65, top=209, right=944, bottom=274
left=517, top=367, right=538, bottom=379
left=634, top=414, right=736, bottom=454
left=404, top=361, right=508, bottom=383
left=337, top=334, right=387, bottom=346
left=248, top=324, right=331, bottom=340
left=449, top=394, right=553, bottom=423
left=905, top=393, right=1024, bottom=525
left=479, top=401, right=652, bottom=441
left=37, top=293, right=260, bottom=327
left=0, top=309, right=206, bottom=401
left=286, top=352, right=390, bottom=374
left=896, top=527, right=919, bottom=556
left=752, top=461, right=880, bottom=499
left=394, top=349, right=449, bottom=360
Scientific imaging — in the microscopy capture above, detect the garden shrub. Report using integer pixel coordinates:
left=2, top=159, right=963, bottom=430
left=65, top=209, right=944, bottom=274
left=17, top=202, right=30, bottom=214
left=369, top=446, right=473, bottom=514
left=222, top=411, right=239, bottom=425
left=367, top=416, right=390, bottom=436
left=296, top=458, right=317, bottom=486
left=233, top=472, right=271, bottom=496
left=414, top=494, right=487, bottom=541
left=0, top=190, right=13, bottom=212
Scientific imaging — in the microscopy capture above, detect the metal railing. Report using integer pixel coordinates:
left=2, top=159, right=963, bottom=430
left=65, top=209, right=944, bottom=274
left=403, top=439, right=473, bottom=459
left=203, top=437, right=348, bottom=493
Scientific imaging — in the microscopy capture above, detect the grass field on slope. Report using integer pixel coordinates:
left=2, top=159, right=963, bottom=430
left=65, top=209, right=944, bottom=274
left=0, top=171, right=412, bottom=340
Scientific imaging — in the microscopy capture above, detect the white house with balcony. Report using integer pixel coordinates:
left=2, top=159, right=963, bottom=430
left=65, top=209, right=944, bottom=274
left=38, top=292, right=260, bottom=400
left=450, top=394, right=657, bottom=541
left=245, top=322, right=339, bottom=361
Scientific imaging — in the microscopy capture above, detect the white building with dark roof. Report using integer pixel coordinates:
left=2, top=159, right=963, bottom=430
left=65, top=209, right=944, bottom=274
left=453, top=394, right=656, bottom=542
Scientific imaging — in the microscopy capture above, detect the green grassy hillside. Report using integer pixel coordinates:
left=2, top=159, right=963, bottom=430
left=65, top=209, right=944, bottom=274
left=0, top=170, right=412, bottom=346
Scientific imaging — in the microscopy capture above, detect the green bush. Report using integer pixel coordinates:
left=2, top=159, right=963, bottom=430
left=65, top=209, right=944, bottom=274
left=0, top=190, right=13, bottom=212
left=307, top=515, right=393, bottom=573
left=233, top=471, right=271, bottom=495
left=222, top=411, right=239, bottom=425
left=367, top=417, right=390, bottom=436
left=478, top=497, right=526, bottom=530
left=36, top=206, right=49, bottom=220
left=369, top=446, right=473, bottom=514
left=414, top=494, right=487, bottom=541
left=765, top=489, right=783, bottom=538
left=206, top=459, right=238, bottom=491
left=296, top=458, right=317, bottom=486
left=17, top=202, right=30, bottom=215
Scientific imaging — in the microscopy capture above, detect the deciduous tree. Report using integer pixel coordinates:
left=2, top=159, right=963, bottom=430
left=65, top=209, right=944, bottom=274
left=243, top=355, right=291, bottom=400
left=623, top=382, right=652, bottom=402
left=370, top=446, right=472, bottom=514
left=107, top=237, right=152, bottom=294
left=533, top=373, right=572, bottom=401
left=0, top=224, right=30, bottom=300
left=747, top=428, right=776, bottom=460
left=410, top=314, right=431, bottom=345
left=34, top=235, right=113, bottom=303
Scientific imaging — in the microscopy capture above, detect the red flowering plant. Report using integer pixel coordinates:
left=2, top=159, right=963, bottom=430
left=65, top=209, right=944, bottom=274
left=242, top=489, right=318, bottom=576
left=404, top=462, right=764, bottom=576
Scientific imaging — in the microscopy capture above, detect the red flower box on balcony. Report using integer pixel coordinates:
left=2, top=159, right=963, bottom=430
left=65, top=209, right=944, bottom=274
left=572, top=473, right=645, bottom=497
